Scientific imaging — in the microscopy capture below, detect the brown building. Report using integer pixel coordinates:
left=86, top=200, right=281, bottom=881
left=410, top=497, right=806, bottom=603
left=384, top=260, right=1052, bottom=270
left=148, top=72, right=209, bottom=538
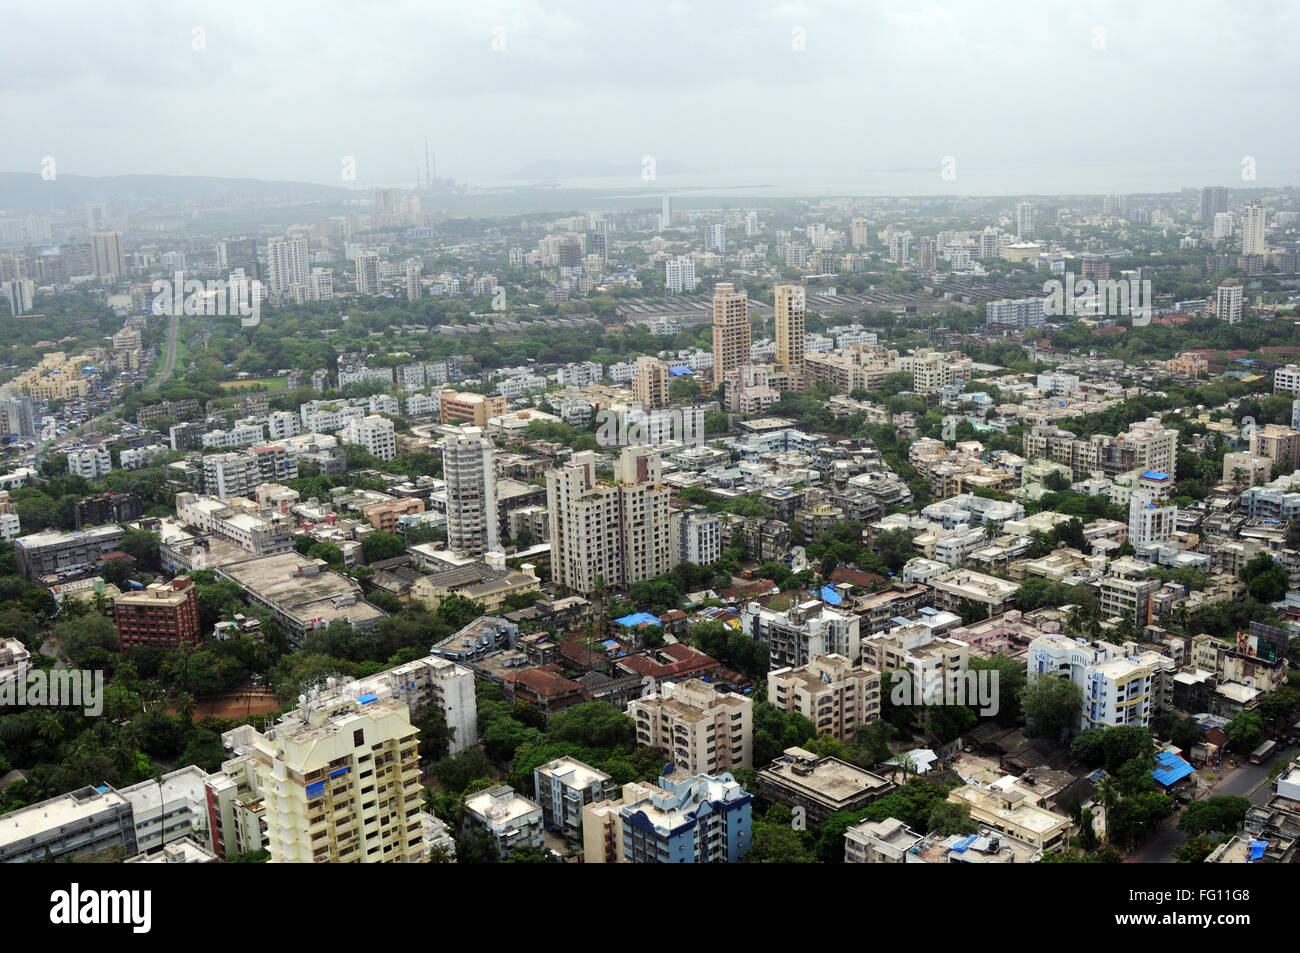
left=503, top=664, right=590, bottom=718
left=362, top=497, right=425, bottom=534
left=113, top=576, right=201, bottom=649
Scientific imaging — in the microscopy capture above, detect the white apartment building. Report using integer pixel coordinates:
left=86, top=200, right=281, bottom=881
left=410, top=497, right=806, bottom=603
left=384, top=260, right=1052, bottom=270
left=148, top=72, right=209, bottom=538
left=341, top=414, right=396, bottom=461
left=120, top=444, right=170, bottom=470
left=1240, top=203, right=1267, bottom=256
left=266, top=237, right=309, bottom=294
left=66, top=447, right=112, bottom=480
left=533, top=756, right=616, bottom=841
left=1128, top=491, right=1177, bottom=547
left=309, top=267, right=334, bottom=301
left=1027, top=632, right=1156, bottom=730
left=670, top=505, right=721, bottom=566
left=267, top=411, right=301, bottom=441
left=1275, top=365, right=1300, bottom=397
left=201, top=422, right=266, bottom=450
left=202, top=452, right=263, bottom=499
left=352, top=654, right=479, bottom=755
left=442, top=427, right=499, bottom=555
left=1215, top=280, right=1244, bottom=324
left=628, top=679, right=753, bottom=775
left=405, top=392, right=440, bottom=417
left=465, top=785, right=544, bottom=859
left=861, top=624, right=970, bottom=704
left=665, top=255, right=698, bottom=294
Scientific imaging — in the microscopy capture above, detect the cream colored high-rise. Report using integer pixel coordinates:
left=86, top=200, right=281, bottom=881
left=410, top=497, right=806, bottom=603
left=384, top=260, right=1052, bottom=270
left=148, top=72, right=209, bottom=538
left=631, top=356, right=670, bottom=409
left=246, top=690, right=425, bottom=863
left=711, top=282, right=750, bottom=389
left=1240, top=203, right=1267, bottom=256
left=773, top=283, right=806, bottom=374
left=546, top=447, right=673, bottom=594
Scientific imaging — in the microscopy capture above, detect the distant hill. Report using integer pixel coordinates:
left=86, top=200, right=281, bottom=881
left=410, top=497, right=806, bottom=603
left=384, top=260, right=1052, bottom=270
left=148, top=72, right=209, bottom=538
left=503, top=159, right=702, bottom=180
left=0, top=173, right=355, bottom=211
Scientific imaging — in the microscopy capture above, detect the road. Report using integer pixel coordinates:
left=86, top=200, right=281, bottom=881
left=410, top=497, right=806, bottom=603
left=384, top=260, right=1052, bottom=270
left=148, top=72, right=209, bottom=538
left=1127, top=754, right=1283, bottom=863
left=145, top=312, right=180, bottom=393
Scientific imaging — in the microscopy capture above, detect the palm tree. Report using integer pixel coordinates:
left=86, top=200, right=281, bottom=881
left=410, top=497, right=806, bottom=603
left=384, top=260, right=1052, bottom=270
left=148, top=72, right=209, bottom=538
left=177, top=692, right=197, bottom=725
left=36, top=711, right=63, bottom=746
left=1095, top=776, right=1120, bottom=847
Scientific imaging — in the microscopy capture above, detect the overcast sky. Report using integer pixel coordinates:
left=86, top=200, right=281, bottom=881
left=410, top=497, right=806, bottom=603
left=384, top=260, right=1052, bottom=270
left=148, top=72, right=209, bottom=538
left=5, top=0, right=1299, bottom=195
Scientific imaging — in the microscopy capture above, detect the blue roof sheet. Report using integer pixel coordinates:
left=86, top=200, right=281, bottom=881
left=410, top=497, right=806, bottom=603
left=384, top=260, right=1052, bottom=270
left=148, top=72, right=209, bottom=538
left=819, top=585, right=843, bottom=605
left=1151, top=750, right=1194, bottom=787
left=616, top=612, right=661, bottom=628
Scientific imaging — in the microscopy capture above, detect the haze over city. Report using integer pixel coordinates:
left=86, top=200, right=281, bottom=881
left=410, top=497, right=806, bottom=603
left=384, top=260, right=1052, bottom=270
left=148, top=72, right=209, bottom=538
left=5, top=0, right=1300, bottom=193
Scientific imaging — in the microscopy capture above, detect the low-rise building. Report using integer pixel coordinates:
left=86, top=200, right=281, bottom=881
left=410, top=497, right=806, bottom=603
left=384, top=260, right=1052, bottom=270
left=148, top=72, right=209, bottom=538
left=755, top=747, right=894, bottom=827
left=464, top=785, right=545, bottom=859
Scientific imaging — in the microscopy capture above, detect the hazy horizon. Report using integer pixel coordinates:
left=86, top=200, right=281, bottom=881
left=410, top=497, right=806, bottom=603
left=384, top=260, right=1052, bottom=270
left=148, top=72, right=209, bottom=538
left=4, top=0, right=1299, bottom=196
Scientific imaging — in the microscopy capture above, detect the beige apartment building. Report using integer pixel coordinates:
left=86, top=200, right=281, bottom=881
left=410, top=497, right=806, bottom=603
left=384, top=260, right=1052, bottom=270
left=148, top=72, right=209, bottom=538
left=628, top=678, right=753, bottom=775
left=545, top=447, right=673, bottom=594
left=767, top=654, right=881, bottom=740
left=711, top=282, right=751, bottom=389
left=1250, top=424, right=1300, bottom=470
left=631, top=356, right=671, bottom=409
left=773, top=283, right=806, bottom=374
left=238, top=689, right=426, bottom=863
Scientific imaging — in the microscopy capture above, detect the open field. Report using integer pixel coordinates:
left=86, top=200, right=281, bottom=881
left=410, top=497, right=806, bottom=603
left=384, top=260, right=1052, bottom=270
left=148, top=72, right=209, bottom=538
left=219, top=376, right=288, bottom=391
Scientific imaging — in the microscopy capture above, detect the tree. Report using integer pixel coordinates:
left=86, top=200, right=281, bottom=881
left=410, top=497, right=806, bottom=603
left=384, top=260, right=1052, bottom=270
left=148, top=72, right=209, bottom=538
left=967, top=654, right=1024, bottom=727
left=1178, top=796, right=1250, bottom=838
left=927, top=800, right=978, bottom=837
left=546, top=702, right=634, bottom=749
left=435, top=594, right=484, bottom=631
left=1020, top=675, right=1083, bottom=742
left=1226, top=709, right=1264, bottom=752
left=1240, top=551, right=1288, bottom=603
left=431, top=748, right=491, bottom=794
left=748, top=806, right=813, bottom=863
left=956, top=598, right=989, bottom=627
left=1101, top=726, right=1155, bottom=775
left=360, top=531, right=406, bottom=564
left=100, top=556, right=134, bottom=589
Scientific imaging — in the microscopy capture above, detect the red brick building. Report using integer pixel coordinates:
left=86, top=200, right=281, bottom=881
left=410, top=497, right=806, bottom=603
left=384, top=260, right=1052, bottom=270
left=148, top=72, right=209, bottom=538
left=113, top=576, right=201, bottom=649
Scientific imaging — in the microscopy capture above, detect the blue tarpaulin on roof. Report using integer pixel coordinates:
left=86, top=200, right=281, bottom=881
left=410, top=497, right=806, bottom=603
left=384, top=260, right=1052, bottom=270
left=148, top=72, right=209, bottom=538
left=951, top=835, right=977, bottom=853
left=356, top=693, right=378, bottom=705
left=668, top=366, right=692, bottom=376
left=819, top=585, right=843, bottom=605
left=1249, top=840, right=1268, bottom=861
left=1151, top=750, right=1194, bottom=787
left=616, top=612, right=661, bottom=628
